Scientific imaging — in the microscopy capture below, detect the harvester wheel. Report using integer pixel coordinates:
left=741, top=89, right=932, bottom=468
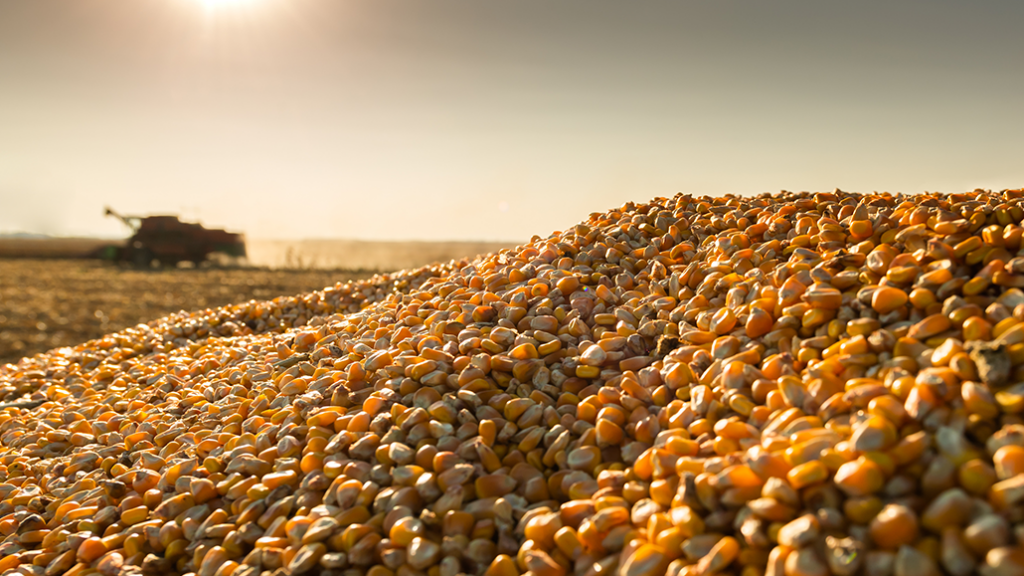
left=132, top=248, right=155, bottom=268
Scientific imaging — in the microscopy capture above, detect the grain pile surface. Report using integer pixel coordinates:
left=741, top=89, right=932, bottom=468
left=3, top=189, right=1024, bottom=576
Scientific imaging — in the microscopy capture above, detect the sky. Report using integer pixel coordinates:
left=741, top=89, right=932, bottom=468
left=1, top=0, right=1023, bottom=242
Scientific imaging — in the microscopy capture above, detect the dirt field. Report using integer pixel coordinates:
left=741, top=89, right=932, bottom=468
left=0, top=259, right=373, bottom=365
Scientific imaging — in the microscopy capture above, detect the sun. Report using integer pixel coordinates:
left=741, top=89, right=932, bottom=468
left=197, top=0, right=262, bottom=9
left=191, top=0, right=276, bottom=17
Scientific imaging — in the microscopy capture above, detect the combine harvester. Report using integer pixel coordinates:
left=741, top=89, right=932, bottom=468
left=97, top=207, right=247, bottom=267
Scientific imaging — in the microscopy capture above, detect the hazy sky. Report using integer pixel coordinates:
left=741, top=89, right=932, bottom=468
left=2, top=1, right=1023, bottom=241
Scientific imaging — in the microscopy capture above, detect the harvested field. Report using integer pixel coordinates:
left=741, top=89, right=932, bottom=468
left=0, top=238, right=517, bottom=271
left=246, top=240, right=517, bottom=271
left=3, top=190, right=1024, bottom=576
left=0, top=240, right=516, bottom=364
left=0, top=238, right=124, bottom=260
left=0, top=260, right=368, bottom=366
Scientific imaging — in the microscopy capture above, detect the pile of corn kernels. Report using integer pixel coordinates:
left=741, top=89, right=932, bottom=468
left=3, top=189, right=1024, bottom=576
